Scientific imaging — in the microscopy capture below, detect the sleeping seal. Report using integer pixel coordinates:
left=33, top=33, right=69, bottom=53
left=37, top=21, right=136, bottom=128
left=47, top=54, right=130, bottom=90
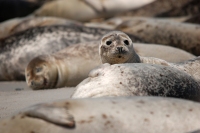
left=25, top=43, right=100, bottom=90
left=0, top=96, right=200, bottom=133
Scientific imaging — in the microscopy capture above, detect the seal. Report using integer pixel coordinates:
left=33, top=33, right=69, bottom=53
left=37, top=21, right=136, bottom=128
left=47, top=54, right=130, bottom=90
left=0, top=16, right=82, bottom=39
left=32, top=0, right=155, bottom=22
left=99, top=31, right=200, bottom=82
left=117, top=0, right=194, bottom=17
left=0, top=96, right=200, bottom=133
left=116, top=17, right=200, bottom=55
left=134, top=43, right=196, bottom=63
left=25, top=43, right=101, bottom=90
left=72, top=63, right=200, bottom=102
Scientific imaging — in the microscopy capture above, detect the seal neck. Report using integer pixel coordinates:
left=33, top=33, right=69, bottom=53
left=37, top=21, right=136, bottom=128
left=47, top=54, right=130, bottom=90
left=126, top=52, right=141, bottom=63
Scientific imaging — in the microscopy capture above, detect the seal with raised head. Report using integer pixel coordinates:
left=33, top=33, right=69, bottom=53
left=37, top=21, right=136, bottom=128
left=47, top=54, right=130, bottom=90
left=99, top=31, right=200, bottom=82
left=72, top=63, right=200, bottom=101
left=0, top=96, right=200, bottom=133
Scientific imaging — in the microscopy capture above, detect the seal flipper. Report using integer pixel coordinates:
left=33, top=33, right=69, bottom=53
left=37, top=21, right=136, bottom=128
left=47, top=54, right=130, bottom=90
left=23, top=104, right=75, bottom=127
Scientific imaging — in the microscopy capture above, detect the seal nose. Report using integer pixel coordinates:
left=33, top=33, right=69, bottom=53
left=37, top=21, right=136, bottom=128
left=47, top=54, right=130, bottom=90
left=117, top=47, right=123, bottom=53
left=31, top=81, right=34, bottom=86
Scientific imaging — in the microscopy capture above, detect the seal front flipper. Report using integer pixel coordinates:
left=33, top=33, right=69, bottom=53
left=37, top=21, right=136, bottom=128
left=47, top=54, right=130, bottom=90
left=23, top=104, right=75, bottom=127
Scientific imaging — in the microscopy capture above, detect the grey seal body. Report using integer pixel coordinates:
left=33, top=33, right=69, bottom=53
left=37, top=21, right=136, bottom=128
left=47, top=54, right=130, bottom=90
left=0, top=16, right=82, bottom=39
left=0, top=96, right=200, bottom=133
left=118, top=0, right=196, bottom=17
left=72, top=63, right=200, bottom=102
left=0, top=25, right=142, bottom=81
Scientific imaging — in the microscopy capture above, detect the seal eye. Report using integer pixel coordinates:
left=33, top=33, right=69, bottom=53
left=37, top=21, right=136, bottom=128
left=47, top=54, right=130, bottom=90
left=35, top=67, right=42, bottom=73
left=106, top=41, right=112, bottom=45
left=124, top=40, right=129, bottom=45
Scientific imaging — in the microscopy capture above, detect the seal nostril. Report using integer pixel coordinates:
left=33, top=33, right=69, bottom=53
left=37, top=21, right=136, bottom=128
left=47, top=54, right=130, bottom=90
left=31, top=81, right=34, bottom=86
left=117, top=47, right=123, bottom=53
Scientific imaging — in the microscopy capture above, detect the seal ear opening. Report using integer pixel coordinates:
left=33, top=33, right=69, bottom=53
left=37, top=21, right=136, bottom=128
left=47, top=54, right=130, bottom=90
left=23, top=104, right=75, bottom=128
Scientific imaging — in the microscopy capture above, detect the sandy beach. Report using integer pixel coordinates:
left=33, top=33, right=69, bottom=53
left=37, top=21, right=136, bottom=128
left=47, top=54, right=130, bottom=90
left=0, top=82, right=75, bottom=120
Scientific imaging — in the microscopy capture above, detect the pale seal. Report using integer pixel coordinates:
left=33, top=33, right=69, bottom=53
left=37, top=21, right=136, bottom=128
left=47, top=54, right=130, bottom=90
left=0, top=16, right=82, bottom=39
left=32, top=0, right=155, bottom=22
left=0, top=96, right=200, bottom=133
left=99, top=31, right=200, bottom=82
left=134, top=43, right=196, bottom=63
left=25, top=43, right=100, bottom=90
left=117, top=0, right=195, bottom=17
left=116, top=17, right=200, bottom=55
left=72, top=63, right=200, bottom=101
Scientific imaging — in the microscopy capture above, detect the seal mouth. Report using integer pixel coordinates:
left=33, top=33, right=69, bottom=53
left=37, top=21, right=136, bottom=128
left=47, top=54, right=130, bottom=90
left=43, top=78, right=48, bottom=86
left=118, top=56, right=122, bottom=58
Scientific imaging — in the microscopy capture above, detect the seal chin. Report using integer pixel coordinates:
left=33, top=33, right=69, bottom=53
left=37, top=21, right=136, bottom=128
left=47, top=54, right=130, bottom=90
left=104, top=55, right=129, bottom=64
left=112, top=53, right=129, bottom=63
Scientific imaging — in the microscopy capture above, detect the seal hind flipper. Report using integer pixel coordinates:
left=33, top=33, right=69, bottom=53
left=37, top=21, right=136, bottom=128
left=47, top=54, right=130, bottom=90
left=24, top=104, right=75, bottom=127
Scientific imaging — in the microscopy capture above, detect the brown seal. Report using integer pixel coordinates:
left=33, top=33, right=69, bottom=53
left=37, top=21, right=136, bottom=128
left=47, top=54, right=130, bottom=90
left=25, top=43, right=100, bottom=90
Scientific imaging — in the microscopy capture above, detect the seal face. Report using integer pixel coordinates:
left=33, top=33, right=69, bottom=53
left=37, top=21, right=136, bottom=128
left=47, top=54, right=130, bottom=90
left=25, top=55, right=58, bottom=90
left=99, top=31, right=140, bottom=64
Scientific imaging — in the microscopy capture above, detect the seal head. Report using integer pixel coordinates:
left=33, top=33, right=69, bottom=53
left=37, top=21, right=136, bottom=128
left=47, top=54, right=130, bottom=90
left=25, top=55, right=58, bottom=90
left=99, top=31, right=140, bottom=64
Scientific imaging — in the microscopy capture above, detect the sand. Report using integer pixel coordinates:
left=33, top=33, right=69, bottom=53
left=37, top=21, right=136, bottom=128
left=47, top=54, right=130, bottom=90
left=0, top=82, right=75, bottom=120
